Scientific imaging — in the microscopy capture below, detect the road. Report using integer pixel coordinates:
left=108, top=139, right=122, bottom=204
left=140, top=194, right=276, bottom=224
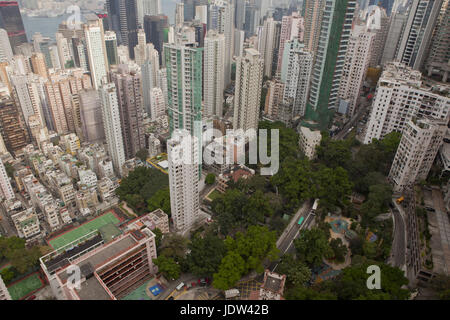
left=333, top=97, right=371, bottom=141
left=390, top=202, right=406, bottom=268
left=269, top=201, right=314, bottom=271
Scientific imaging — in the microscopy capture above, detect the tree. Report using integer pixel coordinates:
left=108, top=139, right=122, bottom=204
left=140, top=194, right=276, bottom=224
left=136, top=149, right=149, bottom=162
left=147, top=187, right=171, bottom=216
left=329, top=238, right=348, bottom=263
left=160, top=234, right=188, bottom=262
left=430, top=274, right=450, bottom=300
left=331, top=263, right=409, bottom=300
left=205, top=174, right=216, bottom=185
left=4, top=162, right=15, bottom=179
left=277, top=254, right=312, bottom=287
left=225, top=225, right=279, bottom=274
left=294, top=228, right=333, bottom=268
left=187, top=233, right=227, bottom=277
left=316, top=133, right=352, bottom=169
left=211, top=189, right=247, bottom=234
left=116, top=167, right=169, bottom=214
left=243, top=190, right=274, bottom=225
left=313, top=166, right=353, bottom=211
left=213, top=252, right=246, bottom=290
left=153, top=228, right=163, bottom=249
left=0, top=237, right=43, bottom=274
left=154, top=256, right=181, bottom=280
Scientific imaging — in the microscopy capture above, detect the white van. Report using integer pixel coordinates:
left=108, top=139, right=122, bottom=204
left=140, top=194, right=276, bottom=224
left=176, top=282, right=185, bottom=291
left=225, top=289, right=240, bottom=299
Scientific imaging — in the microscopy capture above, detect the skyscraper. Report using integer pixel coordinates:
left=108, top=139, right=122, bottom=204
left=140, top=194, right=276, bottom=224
left=167, top=129, right=200, bottom=233
left=425, top=0, right=449, bottom=82
left=276, top=12, right=304, bottom=76
left=0, top=1, right=27, bottom=52
left=389, top=117, right=447, bottom=192
left=105, top=31, right=119, bottom=66
left=137, top=0, right=162, bottom=26
left=303, top=0, right=357, bottom=130
left=209, top=0, right=235, bottom=87
left=338, top=24, right=375, bottom=117
left=84, top=14, right=110, bottom=90
left=111, top=64, right=146, bottom=160
left=280, top=40, right=313, bottom=118
left=363, top=62, right=450, bottom=144
left=0, top=94, right=30, bottom=154
left=0, top=28, right=13, bottom=62
left=396, top=0, right=443, bottom=70
left=144, top=15, right=169, bottom=65
left=0, top=158, right=14, bottom=200
left=79, top=89, right=105, bottom=143
left=164, top=42, right=203, bottom=139
left=106, top=0, right=139, bottom=59
left=258, top=17, right=280, bottom=78
left=99, top=82, right=126, bottom=176
left=136, top=31, right=160, bottom=116
left=204, top=30, right=225, bottom=117
left=233, top=48, right=264, bottom=132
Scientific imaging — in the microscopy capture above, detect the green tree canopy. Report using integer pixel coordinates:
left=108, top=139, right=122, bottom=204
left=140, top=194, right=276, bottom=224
left=277, top=254, right=312, bottom=287
left=294, top=228, right=334, bottom=268
left=154, top=255, right=181, bottom=280
left=187, top=233, right=227, bottom=278
left=213, top=251, right=246, bottom=290
left=147, top=187, right=171, bottom=216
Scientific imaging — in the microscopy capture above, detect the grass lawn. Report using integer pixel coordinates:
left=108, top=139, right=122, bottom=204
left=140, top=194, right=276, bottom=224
left=208, top=190, right=222, bottom=201
left=48, top=211, right=121, bottom=250
left=7, top=273, right=43, bottom=300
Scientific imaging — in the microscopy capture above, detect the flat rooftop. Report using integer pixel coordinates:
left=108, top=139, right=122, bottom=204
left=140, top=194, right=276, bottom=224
left=58, top=234, right=138, bottom=283
left=76, top=276, right=111, bottom=300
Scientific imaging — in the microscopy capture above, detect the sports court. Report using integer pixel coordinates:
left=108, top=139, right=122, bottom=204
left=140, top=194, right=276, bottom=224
left=7, top=273, right=44, bottom=300
left=48, top=211, right=122, bottom=250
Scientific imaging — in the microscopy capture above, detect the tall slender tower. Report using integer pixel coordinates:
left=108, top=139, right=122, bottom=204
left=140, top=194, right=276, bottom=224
left=0, top=1, right=27, bottom=52
left=233, top=48, right=264, bottom=132
left=99, top=82, right=126, bottom=176
left=0, top=158, right=14, bottom=200
left=106, top=0, right=139, bottom=59
left=110, top=64, right=146, bottom=160
left=164, top=42, right=203, bottom=141
left=167, top=129, right=200, bottom=233
left=204, top=31, right=225, bottom=117
left=396, top=0, right=443, bottom=70
left=209, top=0, right=235, bottom=87
left=303, top=0, right=357, bottom=130
left=84, top=14, right=110, bottom=90
left=258, top=17, right=280, bottom=78
left=338, top=24, right=375, bottom=117
left=0, top=29, right=13, bottom=62
left=425, top=0, right=449, bottom=82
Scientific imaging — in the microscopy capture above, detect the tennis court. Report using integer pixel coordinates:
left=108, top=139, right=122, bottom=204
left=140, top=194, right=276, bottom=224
left=48, top=211, right=121, bottom=250
left=7, top=273, right=44, bottom=300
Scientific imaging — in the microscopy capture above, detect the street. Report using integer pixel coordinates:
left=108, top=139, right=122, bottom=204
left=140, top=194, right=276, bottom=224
left=270, top=201, right=314, bottom=271
left=333, top=97, right=371, bottom=141
left=390, top=202, right=406, bottom=268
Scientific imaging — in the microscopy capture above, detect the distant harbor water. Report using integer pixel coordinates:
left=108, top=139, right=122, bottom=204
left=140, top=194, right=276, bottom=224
left=22, top=0, right=178, bottom=42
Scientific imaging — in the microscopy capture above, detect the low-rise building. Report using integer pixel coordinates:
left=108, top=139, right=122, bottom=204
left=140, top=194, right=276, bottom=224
left=217, top=165, right=255, bottom=194
left=298, top=126, right=322, bottom=160
left=11, top=208, right=41, bottom=242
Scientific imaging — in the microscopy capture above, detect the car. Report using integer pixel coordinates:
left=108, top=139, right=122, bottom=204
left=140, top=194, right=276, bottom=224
left=199, top=278, right=207, bottom=286
left=191, top=282, right=197, bottom=287
left=186, top=283, right=192, bottom=290
left=168, top=297, right=174, bottom=300
left=28, top=295, right=36, bottom=300
left=426, top=207, right=436, bottom=212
